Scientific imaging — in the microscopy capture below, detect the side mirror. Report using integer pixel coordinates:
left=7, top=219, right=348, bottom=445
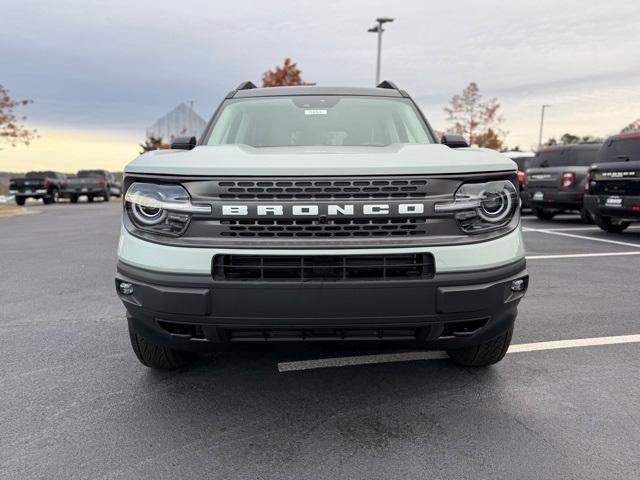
left=441, top=134, right=469, bottom=149
left=171, top=136, right=197, bottom=150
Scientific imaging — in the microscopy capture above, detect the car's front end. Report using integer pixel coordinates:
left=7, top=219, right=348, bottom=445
left=116, top=85, right=528, bottom=369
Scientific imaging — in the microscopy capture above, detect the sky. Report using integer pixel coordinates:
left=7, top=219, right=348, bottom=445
left=1, top=0, right=639, bottom=172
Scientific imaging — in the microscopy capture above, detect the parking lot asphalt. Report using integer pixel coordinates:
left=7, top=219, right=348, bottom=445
left=1, top=202, right=639, bottom=479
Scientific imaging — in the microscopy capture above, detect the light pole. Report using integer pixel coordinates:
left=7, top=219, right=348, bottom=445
left=538, top=104, right=551, bottom=151
left=368, top=17, right=394, bottom=86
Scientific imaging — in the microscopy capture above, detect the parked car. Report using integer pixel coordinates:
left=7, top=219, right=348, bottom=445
left=61, top=169, right=122, bottom=203
left=584, top=132, right=640, bottom=232
left=503, top=151, right=535, bottom=211
left=8, top=171, right=66, bottom=205
left=523, top=143, right=601, bottom=222
left=116, top=81, right=528, bottom=370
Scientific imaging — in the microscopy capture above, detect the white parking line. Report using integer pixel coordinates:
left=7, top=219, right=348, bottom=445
left=277, top=334, right=640, bottom=372
left=524, top=228, right=640, bottom=248
left=522, top=226, right=640, bottom=232
left=527, top=251, right=640, bottom=260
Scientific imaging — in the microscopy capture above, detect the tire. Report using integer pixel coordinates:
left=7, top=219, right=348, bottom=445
left=129, top=327, right=193, bottom=369
left=51, top=189, right=60, bottom=204
left=447, top=326, right=513, bottom=367
left=103, top=190, right=110, bottom=202
left=15, top=197, right=25, bottom=206
left=593, top=215, right=630, bottom=233
left=534, top=208, right=555, bottom=221
left=43, top=196, right=52, bottom=205
left=70, top=194, right=78, bottom=204
left=580, top=208, right=594, bottom=224
left=87, top=195, right=94, bottom=203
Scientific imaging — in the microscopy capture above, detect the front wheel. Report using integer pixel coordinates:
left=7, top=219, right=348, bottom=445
left=593, top=215, right=630, bottom=233
left=447, top=327, right=513, bottom=367
left=129, top=328, right=193, bottom=369
left=534, top=208, right=555, bottom=221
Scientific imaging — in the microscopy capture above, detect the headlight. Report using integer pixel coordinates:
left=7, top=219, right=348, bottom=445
left=434, top=180, right=518, bottom=233
left=124, top=182, right=211, bottom=236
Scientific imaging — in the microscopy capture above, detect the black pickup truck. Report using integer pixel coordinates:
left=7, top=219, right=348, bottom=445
left=61, top=169, right=122, bottom=203
left=8, top=171, right=66, bottom=205
left=523, top=143, right=601, bottom=222
left=584, top=132, right=640, bottom=232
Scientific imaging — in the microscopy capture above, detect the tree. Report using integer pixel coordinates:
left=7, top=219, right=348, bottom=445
left=545, top=133, right=603, bottom=146
left=139, top=136, right=169, bottom=154
left=0, top=85, right=37, bottom=147
left=261, top=58, right=313, bottom=87
left=621, top=119, right=640, bottom=134
left=443, top=82, right=504, bottom=149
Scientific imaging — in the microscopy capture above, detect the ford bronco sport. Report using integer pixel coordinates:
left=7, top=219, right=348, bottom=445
left=116, top=81, right=528, bottom=370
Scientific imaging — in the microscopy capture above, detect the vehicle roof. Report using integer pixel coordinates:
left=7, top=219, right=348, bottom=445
left=503, top=150, right=535, bottom=158
left=232, top=85, right=405, bottom=98
left=607, top=131, right=640, bottom=142
left=540, top=143, right=602, bottom=152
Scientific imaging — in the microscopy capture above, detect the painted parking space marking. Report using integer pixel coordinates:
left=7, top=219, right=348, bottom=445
left=524, top=228, right=640, bottom=248
left=522, top=226, right=640, bottom=232
left=277, top=334, right=640, bottom=372
left=526, top=251, right=640, bottom=260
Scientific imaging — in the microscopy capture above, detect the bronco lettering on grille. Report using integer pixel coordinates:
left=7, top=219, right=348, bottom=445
left=219, top=203, right=426, bottom=216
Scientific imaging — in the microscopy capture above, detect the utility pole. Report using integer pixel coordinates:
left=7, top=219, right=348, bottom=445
left=538, top=104, right=551, bottom=151
left=368, top=17, right=394, bottom=86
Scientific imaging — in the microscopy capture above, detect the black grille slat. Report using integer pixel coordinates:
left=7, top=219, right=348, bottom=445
left=213, top=254, right=435, bottom=281
left=216, top=217, right=428, bottom=238
left=212, top=178, right=429, bottom=200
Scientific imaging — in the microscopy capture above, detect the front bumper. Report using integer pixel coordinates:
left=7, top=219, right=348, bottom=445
left=116, top=257, right=528, bottom=352
left=523, top=190, right=584, bottom=210
left=584, top=194, right=640, bottom=221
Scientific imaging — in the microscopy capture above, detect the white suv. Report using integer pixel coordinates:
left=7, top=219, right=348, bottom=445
left=116, top=81, right=528, bottom=370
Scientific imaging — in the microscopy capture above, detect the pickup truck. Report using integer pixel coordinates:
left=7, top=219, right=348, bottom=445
left=584, top=132, right=640, bottom=232
left=115, top=81, right=528, bottom=371
left=61, top=169, right=122, bottom=203
left=523, top=143, right=601, bottom=222
left=8, top=171, right=66, bottom=205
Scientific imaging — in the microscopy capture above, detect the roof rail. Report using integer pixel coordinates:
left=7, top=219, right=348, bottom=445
left=377, top=80, right=399, bottom=90
left=236, top=81, right=257, bottom=90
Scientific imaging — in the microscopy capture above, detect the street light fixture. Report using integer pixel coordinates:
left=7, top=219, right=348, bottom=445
left=538, top=104, right=551, bottom=151
left=368, top=17, right=394, bottom=86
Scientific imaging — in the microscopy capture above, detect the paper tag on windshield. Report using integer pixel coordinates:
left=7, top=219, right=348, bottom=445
left=304, top=109, right=327, bottom=115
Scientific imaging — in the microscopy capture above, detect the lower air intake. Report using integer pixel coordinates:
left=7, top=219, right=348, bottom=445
left=212, top=253, right=435, bottom=281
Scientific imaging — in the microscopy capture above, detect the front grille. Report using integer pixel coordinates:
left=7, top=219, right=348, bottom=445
left=212, top=253, right=435, bottom=281
left=216, top=178, right=429, bottom=200
left=219, top=217, right=428, bottom=238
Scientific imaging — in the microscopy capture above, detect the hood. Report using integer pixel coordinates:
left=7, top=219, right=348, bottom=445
left=125, top=144, right=516, bottom=176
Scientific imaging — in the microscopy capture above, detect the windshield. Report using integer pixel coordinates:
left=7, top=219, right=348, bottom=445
left=529, top=147, right=600, bottom=168
left=597, top=135, right=640, bottom=163
left=205, top=96, right=434, bottom=147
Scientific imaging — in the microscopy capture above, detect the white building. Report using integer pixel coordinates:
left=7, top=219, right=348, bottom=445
left=146, top=103, right=207, bottom=144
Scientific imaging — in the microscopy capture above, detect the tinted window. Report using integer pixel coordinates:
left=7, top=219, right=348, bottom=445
left=509, top=156, right=531, bottom=171
left=26, top=171, right=55, bottom=179
left=206, top=96, right=434, bottom=147
left=597, top=135, right=640, bottom=163
left=77, top=170, right=106, bottom=177
left=529, top=147, right=599, bottom=168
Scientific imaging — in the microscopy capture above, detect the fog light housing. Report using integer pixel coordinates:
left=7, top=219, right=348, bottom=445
left=119, top=282, right=134, bottom=295
left=510, top=279, right=526, bottom=292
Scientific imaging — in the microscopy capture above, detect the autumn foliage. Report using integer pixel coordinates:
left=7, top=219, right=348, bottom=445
left=0, top=85, right=37, bottom=147
left=261, top=58, right=313, bottom=87
left=443, top=82, right=504, bottom=150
